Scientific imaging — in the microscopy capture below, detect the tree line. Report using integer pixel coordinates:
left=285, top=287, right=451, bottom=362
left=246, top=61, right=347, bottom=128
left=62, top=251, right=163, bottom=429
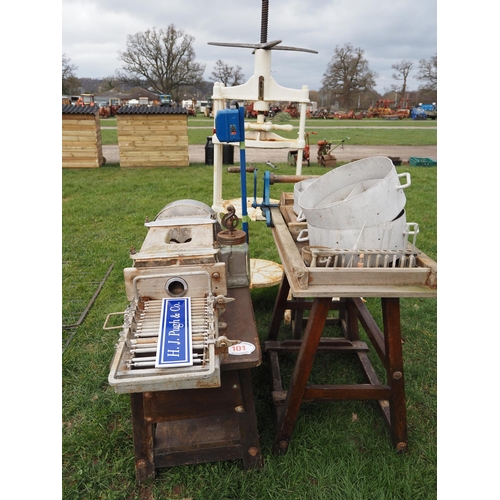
left=63, top=24, right=437, bottom=109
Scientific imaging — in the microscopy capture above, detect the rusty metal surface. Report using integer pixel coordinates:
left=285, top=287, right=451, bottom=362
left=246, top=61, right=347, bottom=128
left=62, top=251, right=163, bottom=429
left=219, top=287, right=262, bottom=370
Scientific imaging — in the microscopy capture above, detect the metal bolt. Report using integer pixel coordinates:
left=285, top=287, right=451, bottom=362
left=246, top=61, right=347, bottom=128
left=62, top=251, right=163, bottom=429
left=232, top=384, right=238, bottom=389
left=137, top=459, right=146, bottom=469
left=212, top=272, right=221, bottom=281
left=235, top=405, right=245, bottom=413
left=393, top=371, right=403, bottom=380
left=396, top=442, right=407, bottom=452
left=144, top=392, right=153, bottom=398
left=248, top=447, right=259, bottom=457
left=279, top=440, right=288, bottom=450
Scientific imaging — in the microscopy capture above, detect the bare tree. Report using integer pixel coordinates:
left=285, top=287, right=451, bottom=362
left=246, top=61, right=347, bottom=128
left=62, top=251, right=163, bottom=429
left=100, top=76, right=119, bottom=92
left=117, top=25, right=206, bottom=100
left=321, top=43, right=377, bottom=110
left=209, top=60, right=245, bottom=86
left=416, top=54, right=437, bottom=92
left=62, top=54, right=80, bottom=94
left=390, top=60, right=413, bottom=108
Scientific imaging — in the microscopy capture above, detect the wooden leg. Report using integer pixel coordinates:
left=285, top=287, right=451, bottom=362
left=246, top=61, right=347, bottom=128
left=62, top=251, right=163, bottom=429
left=382, top=297, right=408, bottom=452
left=272, top=297, right=332, bottom=454
left=291, top=298, right=305, bottom=339
left=237, top=369, right=263, bottom=469
left=267, top=274, right=290, bottom=341
left=130, top=393, right=156, bottom=482
left=345, top=298, right=360, bottom=341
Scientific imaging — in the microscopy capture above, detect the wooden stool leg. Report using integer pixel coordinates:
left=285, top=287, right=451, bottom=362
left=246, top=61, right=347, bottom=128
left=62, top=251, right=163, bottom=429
left=382, top=297, right=408, bottom=451
left=130, top=393, right=156, bottom=482
left=291, top=298, right=305, bottom=339
left=267, top=274, right=290, bottom=341
left=345, top=298, right=360, bottom=341
left=272, top=297, right=331, bottom=454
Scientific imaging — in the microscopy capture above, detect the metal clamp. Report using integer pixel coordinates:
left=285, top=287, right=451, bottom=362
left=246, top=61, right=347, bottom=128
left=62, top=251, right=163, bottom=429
left=215, top=336, right=241, bottom=356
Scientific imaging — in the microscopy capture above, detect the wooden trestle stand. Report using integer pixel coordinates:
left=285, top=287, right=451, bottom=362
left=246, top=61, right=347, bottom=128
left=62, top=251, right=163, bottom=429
left=265, top=196, right=437, bottom=454
left=130, top=287, right=262, bottom=482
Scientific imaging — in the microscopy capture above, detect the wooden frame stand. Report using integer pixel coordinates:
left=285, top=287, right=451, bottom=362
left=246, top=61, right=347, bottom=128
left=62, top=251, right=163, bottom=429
left=266, top=274, right=408, bottom=454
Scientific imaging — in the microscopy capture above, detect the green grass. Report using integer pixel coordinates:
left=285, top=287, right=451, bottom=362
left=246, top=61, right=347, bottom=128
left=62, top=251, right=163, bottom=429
left=62, top=159, right=436, bottom=499
left=100, top=116, right=437, bottom=129
left=101, top=125, right=436, bottom=147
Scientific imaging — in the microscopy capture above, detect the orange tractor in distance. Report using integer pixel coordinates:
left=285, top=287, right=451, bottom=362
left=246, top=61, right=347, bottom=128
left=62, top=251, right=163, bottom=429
left=287, top=132, right=317, bottom=167
left=75, top=94, right=96, bottom=106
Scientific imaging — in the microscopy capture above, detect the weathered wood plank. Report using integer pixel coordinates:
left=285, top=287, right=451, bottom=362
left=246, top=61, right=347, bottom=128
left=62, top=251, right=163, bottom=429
left=62, top=123, right=98, bottom=131
left=120, top=151, right=188, bottom=159
left=117, top=118, right=187, bottom=126
left=62, top=162, right=100, bottom=168
left=120, top=161, right=188, bottom=168
left=308, top=267, right=432, bottom=287
left=62, top=116, right=97, bottom=123
left=62, top=142, right=98, bottom=149
left=119, top=141, right=188, bottom=148
left=63, top=130, right=98, bottom=138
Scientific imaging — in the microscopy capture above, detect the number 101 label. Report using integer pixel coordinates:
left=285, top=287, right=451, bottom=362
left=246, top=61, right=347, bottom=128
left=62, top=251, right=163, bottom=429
left=228, top=342, right=256, bottom=356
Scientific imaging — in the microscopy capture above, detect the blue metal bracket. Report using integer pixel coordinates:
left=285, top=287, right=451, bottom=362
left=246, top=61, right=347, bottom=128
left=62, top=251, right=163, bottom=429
left=252, top=169, right=279, bottom=227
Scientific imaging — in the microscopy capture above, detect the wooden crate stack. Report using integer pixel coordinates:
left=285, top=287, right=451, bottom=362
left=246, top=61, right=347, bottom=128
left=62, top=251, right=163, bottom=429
left=117, top=106, right=189, bottom=167
left=62, top=105, right=104, bottom=168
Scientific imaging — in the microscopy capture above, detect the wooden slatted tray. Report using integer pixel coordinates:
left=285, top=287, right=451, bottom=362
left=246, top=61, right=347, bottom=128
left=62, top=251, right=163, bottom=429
left=271, top=193, right=437, bottom=298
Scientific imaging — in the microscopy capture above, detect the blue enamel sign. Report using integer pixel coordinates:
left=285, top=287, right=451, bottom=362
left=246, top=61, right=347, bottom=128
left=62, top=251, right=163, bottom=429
left=155, top=297, right=193, bottom=368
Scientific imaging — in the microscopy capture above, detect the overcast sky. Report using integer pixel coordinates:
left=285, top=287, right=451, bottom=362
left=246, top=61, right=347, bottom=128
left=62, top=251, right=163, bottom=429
left=62, top=0, right=437, bottom=95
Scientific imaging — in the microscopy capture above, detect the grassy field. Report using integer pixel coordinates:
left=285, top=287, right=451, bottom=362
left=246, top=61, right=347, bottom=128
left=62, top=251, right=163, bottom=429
left=100, top=116, right=437, bottom=129
left=100, top=116, right=437, bottom=146
left=62, top=151, right=437, bottom=498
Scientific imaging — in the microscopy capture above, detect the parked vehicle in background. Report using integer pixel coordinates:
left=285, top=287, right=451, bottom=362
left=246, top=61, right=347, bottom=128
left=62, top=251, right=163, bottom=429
left=159, top=94, right=173, bottom=107
left=414, top=103, right=437, bottom=120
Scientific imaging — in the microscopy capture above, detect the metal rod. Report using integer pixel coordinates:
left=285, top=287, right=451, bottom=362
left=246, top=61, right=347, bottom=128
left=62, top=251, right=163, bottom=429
left=269, top=174, right=319, bottom=184
left=129, top=359, right=203, bottom=368
left=240, top=141, right=249, bottom=238
left=63, top=264, right=114, bottom=330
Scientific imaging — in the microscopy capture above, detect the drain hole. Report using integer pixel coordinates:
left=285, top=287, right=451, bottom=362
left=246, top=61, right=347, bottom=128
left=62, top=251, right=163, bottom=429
left=165, top=277, right=188, bottom=297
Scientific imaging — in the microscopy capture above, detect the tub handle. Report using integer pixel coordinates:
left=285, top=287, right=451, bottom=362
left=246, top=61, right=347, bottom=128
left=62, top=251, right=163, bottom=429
left=404, top=222, right=420, bottom=252
left=397, top=172, right=411, bottom=189
left=296, top=211, right=306, bottom=222
left=297, top=229, right=309, bottom=242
